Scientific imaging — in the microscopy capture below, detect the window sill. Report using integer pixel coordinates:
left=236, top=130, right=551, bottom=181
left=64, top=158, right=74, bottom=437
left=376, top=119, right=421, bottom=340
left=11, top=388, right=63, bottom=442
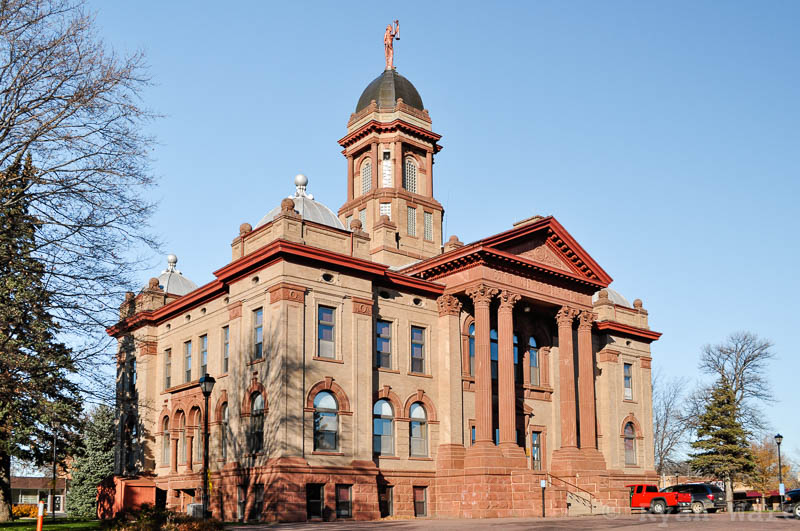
left=623, top=399, right=637, bottom=404
left=376, top=367, right=400, bottom=374
left=313, top=356, right=344, bottom=364
left=312, top=451, right=344, bottom=456
left=409, top=456, right=433, bottom=461
left=376, top=455, right=399, bottom=459
left=216, top=373, right=228, bottom=379
left=243, top=452, right=266, bottom=457
left=407, top=372, right=432, bottom=379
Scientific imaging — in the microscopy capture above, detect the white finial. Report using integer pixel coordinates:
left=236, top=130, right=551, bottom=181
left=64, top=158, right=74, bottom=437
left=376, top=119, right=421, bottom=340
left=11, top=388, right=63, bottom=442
left=294, top=173, right=308, bottom=197
left=165, top=254, right=178, bottom=273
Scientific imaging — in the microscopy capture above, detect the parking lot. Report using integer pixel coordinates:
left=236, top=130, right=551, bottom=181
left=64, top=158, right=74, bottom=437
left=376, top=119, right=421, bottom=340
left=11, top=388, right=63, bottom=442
left=228, top=512, right=798, bottom=530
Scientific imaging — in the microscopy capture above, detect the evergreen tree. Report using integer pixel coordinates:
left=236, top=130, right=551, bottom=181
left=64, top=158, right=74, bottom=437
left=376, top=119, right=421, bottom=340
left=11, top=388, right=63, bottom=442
left=688, top=381, right=755, bottom=513
left=0, top=155, right=83, bottom=521
left=68, top=405, right=115, bottom=519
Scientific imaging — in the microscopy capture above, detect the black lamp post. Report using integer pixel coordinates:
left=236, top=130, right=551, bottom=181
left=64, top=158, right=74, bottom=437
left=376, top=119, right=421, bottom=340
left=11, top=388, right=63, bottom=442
left=51, top=421, right=59, bottom=520
left=775, top=433, right=783, bottom=512
left=199, top=374, right=216, bottom=520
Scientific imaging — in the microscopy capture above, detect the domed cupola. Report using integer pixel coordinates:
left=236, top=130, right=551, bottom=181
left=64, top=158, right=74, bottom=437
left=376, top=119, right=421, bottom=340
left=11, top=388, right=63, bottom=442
left=355, top=69, right=424, bottom=113
left=157, top=254, right=197, bottom=296
left=256, top=174, right=345, bottom=230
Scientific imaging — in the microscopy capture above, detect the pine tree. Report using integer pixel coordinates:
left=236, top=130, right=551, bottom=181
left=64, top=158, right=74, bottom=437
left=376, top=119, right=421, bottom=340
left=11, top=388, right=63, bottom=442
left=68, top=405, right=115, bottom=518
left=688, top=381, right=755, bottom=513
left=0, top=155, right=83, bottom=521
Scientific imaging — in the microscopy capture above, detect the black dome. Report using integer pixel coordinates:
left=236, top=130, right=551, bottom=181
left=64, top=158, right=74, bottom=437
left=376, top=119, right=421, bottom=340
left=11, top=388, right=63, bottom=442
left=355, top=70, right=424, bottom=112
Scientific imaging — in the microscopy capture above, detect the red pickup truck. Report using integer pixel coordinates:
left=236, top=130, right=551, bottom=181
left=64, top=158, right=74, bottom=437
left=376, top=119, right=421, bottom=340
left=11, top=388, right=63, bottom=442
left=627, top=484, right=692, bottom=514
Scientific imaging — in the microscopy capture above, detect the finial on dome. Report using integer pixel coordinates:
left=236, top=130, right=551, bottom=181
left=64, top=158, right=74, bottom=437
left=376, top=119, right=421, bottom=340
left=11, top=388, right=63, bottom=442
left=166, top=254, right=178, bottom=272
left=294, top=173, right=309, bottom=198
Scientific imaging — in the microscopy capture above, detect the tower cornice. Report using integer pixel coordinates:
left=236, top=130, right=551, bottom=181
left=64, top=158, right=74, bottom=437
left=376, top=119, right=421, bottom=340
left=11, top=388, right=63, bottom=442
left=338, top=118, right=442, bottom=152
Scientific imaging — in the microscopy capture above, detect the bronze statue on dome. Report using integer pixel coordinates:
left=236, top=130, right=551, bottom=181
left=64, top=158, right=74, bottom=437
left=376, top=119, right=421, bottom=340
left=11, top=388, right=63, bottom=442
left=384, top=20, right=399, bottom=70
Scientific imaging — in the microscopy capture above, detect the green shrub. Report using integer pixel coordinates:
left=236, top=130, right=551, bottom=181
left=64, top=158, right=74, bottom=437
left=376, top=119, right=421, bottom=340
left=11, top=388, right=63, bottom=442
left=101, top=504, right=223, bottom=531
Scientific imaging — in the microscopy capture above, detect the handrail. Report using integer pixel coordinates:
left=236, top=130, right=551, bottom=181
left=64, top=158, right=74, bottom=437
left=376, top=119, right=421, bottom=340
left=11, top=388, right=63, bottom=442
left=546, top=473, right=596, bottom=508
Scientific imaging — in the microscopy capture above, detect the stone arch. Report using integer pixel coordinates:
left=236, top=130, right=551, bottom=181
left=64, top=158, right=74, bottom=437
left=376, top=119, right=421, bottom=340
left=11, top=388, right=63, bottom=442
left=170, top=408, right=186, bottom=433
left=374, top=385, right=403, bottom=416
left=461, top=315, right=475, bottom=376
left=158, top=408, right=171, bottom=433
left=621, top=413, right=644, bottom=439
left=241, top=379, right=267, bottom=418
left=402, top=389, right=438, bottom=423
left=188, top=405, right=203, bottom=428
left=305, top=377, right=351, bottom=413
left=213, top=389, right=229, bottom=425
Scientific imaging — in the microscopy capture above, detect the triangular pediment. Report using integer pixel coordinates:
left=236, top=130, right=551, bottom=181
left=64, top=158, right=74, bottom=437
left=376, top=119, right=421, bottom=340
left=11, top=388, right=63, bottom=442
left=499, top=235, right=575, bottom=274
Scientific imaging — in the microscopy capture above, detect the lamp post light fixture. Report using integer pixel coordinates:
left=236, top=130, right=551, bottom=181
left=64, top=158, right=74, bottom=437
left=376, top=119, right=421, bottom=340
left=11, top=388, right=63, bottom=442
left=775, top=433, right=783, bottom=512
left=199, top=373, right=216, bottom=520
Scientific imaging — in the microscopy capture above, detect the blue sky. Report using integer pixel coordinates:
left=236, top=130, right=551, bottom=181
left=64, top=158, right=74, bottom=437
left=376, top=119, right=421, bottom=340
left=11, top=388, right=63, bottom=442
left=90, top=1, right=799, bottom=461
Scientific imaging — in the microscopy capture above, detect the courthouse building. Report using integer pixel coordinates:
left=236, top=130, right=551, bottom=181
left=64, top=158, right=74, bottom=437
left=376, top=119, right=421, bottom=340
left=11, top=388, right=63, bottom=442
left=108, top=51, right=661, bottom=521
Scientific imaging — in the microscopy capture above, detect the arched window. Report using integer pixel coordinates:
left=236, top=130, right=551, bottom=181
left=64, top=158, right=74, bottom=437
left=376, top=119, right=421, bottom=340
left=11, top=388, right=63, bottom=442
left=250, top=392, right=264, bottom=453
left=162, top=417, right=170, bottom=466
left=490, top=329, right=498, bottom=379
left=409, top=403, right=428, bottom=457
left=403, top=157, right=417, bottom=193
left=313, top=391, right=338, bottom=451
left=361, top=159, right=372, bottom=195
left=624, top=422, right=636, bottom=465
left=179, top=413, right=187, bottom=464
left=529, top=337, right=539, bottom=386
left=373, top=399, right=394, bottom=456
left=221, top=404, right=229, bottom=461
left=193, top=411, right=202, bottom=464
left=468, top=323, right=475, bottom=376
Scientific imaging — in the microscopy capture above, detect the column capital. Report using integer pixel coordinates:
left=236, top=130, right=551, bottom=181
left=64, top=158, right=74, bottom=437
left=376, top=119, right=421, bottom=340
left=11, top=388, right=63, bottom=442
left=556, top=306, right=579, bottom=327
left=465, top=284, right=498, bottom=306
left=577, top=310, right=596, bottom=331
left=497, top=289, right=521, bottom=311
left=437, top=294, right=462, bottom=316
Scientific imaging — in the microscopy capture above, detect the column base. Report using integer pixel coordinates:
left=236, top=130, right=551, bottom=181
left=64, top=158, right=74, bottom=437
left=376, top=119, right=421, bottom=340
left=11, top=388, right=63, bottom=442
left=499, top=442, right=528, bottom=468
left=550, top=446, right=608, bottom=475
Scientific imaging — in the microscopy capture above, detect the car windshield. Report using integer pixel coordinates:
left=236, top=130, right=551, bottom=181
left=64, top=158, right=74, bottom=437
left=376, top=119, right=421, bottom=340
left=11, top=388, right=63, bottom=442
left=709, top=486, right=723, bottom=493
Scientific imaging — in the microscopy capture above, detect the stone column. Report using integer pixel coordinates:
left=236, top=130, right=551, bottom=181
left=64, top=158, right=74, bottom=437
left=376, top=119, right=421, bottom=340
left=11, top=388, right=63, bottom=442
left=466, top=284, right=497, bottom=445
left=371, top=143, right=379, bottom=190
left=346, top=155, right=354, bottom=201
left=394, top=141, right=402, bottom=188
left=556, top=306, right=578, bottom=448
left=425, top=151, right=433, bottom=196
left=577, top=310, right=597, bottom=449
left=497, top=289, right=520, bottom=448
left=186, top=432, right=194, bottom=472
left=170, top=435, right=178, bottom=474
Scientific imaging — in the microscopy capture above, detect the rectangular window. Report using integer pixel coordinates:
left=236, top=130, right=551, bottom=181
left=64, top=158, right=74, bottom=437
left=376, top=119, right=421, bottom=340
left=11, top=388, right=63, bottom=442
left=413, top=486, right=427, bottom=517
left=335, top=484, right=352, bottom=518
left=423, top=211, right=433, bottom=241
left=624, top=363, right=633, bottom=400
left=531, top=431, right=542, bottom=470
left=529, top=345, right=540, bottom=386
left=164, top=349, right=171, bottom=390
left=407, top=206, right=416, bottom=236
left=200, top=334, right=208, bottom=376
left=361, top=162, right=372, bottom=195
left=345, top=215, right=353, bottom=230
left=184, top=341, right=192, bottom=383
left=470, top=425, right=476, bottom=446
left=318, top=306, right=335, bottom=358
left=380, top=202, right=391, bottom=220
left=359, top=208, right=366, bottom=227
left=250, top=484, right=264, bottom=521
left=378, top=485, right=393, bottom=517
left=376, top=320, right=392, bottom=368
left=490, top=331, right=498, bottom=379
left=253, top=308, right=263, bottom=360
left=382, top=151, right=392, bottom=187
left=410, top=326, right=425, bottom=374
left=222, top=326, right=229, bottom=373
left=130, top=359, right=136, bottom=392
left=237, top=486, right=246, bottom=521
left=306, top=484, right=324, bottom=519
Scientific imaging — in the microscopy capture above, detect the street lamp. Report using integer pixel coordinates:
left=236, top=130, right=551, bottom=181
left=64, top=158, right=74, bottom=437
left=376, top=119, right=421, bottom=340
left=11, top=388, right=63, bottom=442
left=775, top=433, right=783, bottom=512
left=51, top=421, right=59, bottom=521
left=199, top=373, right=216, bottom=520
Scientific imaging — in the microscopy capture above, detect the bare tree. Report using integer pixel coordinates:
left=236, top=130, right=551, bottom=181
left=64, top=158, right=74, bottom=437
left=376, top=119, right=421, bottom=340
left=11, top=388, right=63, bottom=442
left=697, top=331, right=776, bottom=433
left=652, top=370, right=690, bottom=476
left=0, top=0, right=158, bottom=400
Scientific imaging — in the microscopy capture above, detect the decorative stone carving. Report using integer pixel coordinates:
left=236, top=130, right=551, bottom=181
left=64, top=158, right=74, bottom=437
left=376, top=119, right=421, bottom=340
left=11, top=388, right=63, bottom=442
left=437, top=294, right=462, bottom=316
left=239, top=222, right=252, bottom=236
left=498, top=289, right=521, bottom=310
left=465, top=284, right=498, bottom=306
left=351, top=297, right=373, bottom=316
left=577, top=310, right=596, bottom=330
left=555, top=306, right=578, bottom=327
left=268, top=282, right=306, bottom=304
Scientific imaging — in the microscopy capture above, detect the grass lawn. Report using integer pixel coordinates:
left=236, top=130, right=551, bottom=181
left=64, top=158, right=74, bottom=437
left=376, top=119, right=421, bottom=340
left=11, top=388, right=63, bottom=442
left=0, top=519, right=100, bottom=530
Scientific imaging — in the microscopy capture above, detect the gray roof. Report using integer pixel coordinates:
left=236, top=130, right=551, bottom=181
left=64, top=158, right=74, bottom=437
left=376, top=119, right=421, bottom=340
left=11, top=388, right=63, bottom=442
left=593, top=287, right=632, bottom=308
left=356, top=69, right=424, bottom=112
left=157, top=254, right=197, bottom=296
left=255, top=175, right=345, bottom=231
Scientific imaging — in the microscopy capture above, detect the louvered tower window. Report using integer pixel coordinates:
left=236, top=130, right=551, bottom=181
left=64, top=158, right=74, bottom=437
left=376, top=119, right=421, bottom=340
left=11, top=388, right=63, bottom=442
left=359, top=209, right=366, bottom=227
left=407, top=207, right=416, bottom=236
left=403, top=158, right=417, bottom=193
left=361, top=160, right=372, bottom=195
left=424, top=211, right=433, bottom=241
left=379, top=203, right=391, bottom=220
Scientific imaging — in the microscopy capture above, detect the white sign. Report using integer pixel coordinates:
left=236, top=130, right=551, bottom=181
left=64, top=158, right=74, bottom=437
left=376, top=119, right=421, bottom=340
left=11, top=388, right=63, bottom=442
left=540, top=479, right=547, bottom=489
left=779, top=483, right=785, bottom=496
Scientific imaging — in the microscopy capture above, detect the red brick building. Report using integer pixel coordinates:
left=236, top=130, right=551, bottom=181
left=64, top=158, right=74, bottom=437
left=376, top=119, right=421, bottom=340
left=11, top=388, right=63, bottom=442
left=108, top=49, right=660, bottom=522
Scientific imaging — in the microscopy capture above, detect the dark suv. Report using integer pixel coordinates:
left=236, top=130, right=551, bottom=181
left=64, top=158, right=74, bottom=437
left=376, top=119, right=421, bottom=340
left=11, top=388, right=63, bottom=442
left=785, top=488, right=800, bottom=518
left=661, top=483, right=726, bottom=513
